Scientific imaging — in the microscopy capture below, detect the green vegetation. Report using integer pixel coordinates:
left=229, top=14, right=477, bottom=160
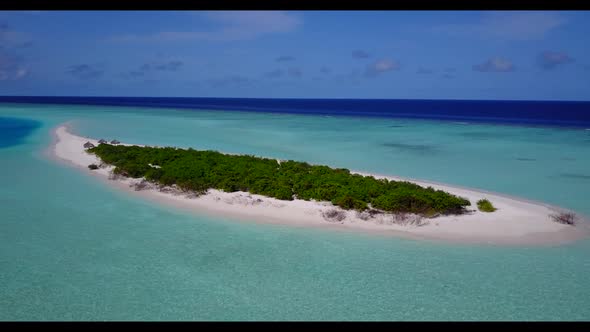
left=476, top=198, right=497, bottom=212
left=89, top=144, right=471, bottom=216
left=88, top=164, right=99, bottom=170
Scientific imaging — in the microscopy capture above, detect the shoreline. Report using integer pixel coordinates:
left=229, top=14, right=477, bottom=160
left=48, top=122, right=589, bottom=246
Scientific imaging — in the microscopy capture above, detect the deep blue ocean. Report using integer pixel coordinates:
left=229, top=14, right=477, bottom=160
left=1, top=96, right=590, bottom=128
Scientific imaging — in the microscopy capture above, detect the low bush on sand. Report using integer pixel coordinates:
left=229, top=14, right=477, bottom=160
left=477, top=199, right=496, bottom=212
left=549, top=212, right=577, bottom=225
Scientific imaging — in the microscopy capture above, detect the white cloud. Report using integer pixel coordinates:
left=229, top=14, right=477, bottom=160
left=14, top=68, right=28, bottom=79
left=205, top=11, right=300, bottom=34
left=473, top=57, right=515, bottom=72
left=111, top=11, right=302, bottom=42
left=433, top=11, right=567, bottom=41
left=365, top=58, right=399, bottom=77
left=537, top=51, right=575, bottom=70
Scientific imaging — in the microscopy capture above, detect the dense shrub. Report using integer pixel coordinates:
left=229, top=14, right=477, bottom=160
left=477, top=198, right=497, bottom=212
left=332, top=194, right=368, bottom=211
left=89, top=143, right=471, bottom=216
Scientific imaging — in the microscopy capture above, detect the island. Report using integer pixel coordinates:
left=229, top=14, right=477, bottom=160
left=50, top=124, right=586, bottom=246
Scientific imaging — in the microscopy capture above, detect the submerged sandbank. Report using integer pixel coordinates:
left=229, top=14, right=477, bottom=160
left=50, top=123, right=588, bottom=246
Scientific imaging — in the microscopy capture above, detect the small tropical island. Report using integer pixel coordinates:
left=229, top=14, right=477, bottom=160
left=51, top=124, right=585, bottom=245
left=88, top=141, right=473, bottom=217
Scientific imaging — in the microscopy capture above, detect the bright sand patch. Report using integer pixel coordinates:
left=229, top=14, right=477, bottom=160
left=50, top=124, right=588, bottom=246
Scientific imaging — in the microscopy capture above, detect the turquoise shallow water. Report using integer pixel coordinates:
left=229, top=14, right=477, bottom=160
left=1, top=103, right=589, bottom=320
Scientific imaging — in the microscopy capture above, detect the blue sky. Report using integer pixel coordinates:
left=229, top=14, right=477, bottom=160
left=0, top=10, right=589, bottom=100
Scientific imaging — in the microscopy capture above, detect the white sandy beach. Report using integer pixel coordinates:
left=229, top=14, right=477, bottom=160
left=50, top=123, right=588, bottom=246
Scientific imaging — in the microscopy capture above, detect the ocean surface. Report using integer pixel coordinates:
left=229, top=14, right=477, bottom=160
left=1, top=98, right=590, bottom=320
left=3, top=96, right=590, bottom=127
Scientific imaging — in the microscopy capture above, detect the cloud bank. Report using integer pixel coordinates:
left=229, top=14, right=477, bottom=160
left=433, top=11, right=566, bottom=41
left=111, top=11, right=302, bottom=42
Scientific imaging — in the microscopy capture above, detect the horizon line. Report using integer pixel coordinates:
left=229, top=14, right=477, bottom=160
left=1, top=95, right=589, bottom=103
